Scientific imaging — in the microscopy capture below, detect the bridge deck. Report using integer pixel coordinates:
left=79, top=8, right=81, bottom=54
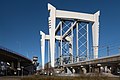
left=64, top=54, right=120, bottom=67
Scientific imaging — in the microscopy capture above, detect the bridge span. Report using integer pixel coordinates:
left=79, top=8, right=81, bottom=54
left=40, top=3, right=120, bottom=76
left=63, top=54, right=120, bottom=75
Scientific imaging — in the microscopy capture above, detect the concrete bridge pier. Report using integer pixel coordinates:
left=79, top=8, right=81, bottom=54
left=104, top=66, right=108, bottom=73
left=100, top=66, right=104, bottom=73
left=101, top=66, right=111, bottom=73
left=88, top=65, right=95, bottom=73
left=17, top=61, right=21, bottom=76
left=65, top=67, right=74, bottom=74
left=82, top=67, right=87, bottom=74
left=11, top=62, right=15, bottom=75
left=89, top=65, right=92, bottom=73
left=79, top=66, right=89, bottom=74
left=89, top=64, right=101, bottom=73
left=96, top=64, right=102, bottom=73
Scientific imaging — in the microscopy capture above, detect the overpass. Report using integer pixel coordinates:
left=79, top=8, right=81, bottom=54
left=63, top=54, right=120, bottom=75
left=0, top=46, right=34, bottom=76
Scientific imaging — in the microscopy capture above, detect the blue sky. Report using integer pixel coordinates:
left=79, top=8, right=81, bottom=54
left=0, top=0, right=120, bottom=64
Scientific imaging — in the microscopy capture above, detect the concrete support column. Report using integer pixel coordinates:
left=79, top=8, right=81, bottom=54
left=66, top=67, right=76, bottom=74
left=82, top=67, right=87, bottom=74
left=89, top=67, right=92, bottom=73
left=94, top=67, right=100, bottom=73
left=107, top=66, right=111, bottom=73
left=72, top=67, right=75, bottom=74
left=96, top=64, right=102, bottom=73
left=11, top=62, right=14, bottom=69
left=100, top=66, right=104, bottom=73
left=103, top=66, right=111, bottom=73
left=80, top=66, right=87, bottom=74
left=89, top=65, right=93, bottom=73
left=66, top=67, right=72, bottom=74
left=17, top=61, right=21, bottom=76
left=11, top=62, right=15, bottom=75
left=104, top=66, right=108, bottom=73
left=79, top=66, right=88, bottom=74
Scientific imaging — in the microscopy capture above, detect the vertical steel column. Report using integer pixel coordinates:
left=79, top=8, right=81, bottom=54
left=47, top=41, right=50, bottom=75
left=86, top=24, right=89, bottom=60
left=58, top=41, right=60, bottom=65
left=48, top=4, right=56, bottom=67
left=40, top=31, right=45, bottom=70
left=76, top=22, right=79, bottom=62
left=92, top=11, right=100, bottom=59
left=60, top=21, right=63, bottom=66
left=48, top=41, right=50, bottom=64
left=71, top=26, right=73, bottom=63
left=70, top=22, right=73, bottom=63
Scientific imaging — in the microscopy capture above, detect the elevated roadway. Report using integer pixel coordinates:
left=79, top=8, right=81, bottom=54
left=0, top=46, right=34, bottom=76
left=63, top=54, right=120, bottom=75
left=64, top=54, right=120, bottom=67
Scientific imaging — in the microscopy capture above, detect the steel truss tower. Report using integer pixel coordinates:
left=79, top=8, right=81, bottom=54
left=40, top=3, right=100, bottom=69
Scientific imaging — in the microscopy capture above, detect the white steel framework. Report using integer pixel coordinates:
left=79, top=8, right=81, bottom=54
left=40, top=3, right=100, bottom=69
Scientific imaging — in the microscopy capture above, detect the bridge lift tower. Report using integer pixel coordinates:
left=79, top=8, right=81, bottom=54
left=40, top=3, right=100, bottom=70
